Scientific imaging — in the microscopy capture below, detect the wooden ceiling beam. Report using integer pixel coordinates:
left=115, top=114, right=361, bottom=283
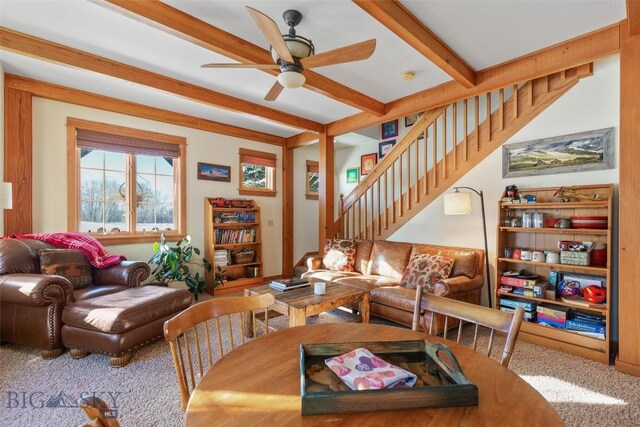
left=354, top=0, right=476, bottom=88
left=99, top=0, right=386, bottom=116
left=328, top=22, right=620, bottom=136
left=0, top=27, right=322, bottom=132
left=5, top=74, right=286, bottom=146
left=286, top=131, right=319, bottom=148
left=628, top=0, right=640, bottom=36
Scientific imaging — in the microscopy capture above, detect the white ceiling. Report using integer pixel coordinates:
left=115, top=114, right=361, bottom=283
left=0, top=0, right=628, bottom=140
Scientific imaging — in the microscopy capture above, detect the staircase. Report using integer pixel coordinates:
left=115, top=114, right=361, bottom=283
left=336, top=65, right=593, bottom=240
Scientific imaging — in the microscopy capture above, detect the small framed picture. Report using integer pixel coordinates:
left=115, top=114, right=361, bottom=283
left=381, top=119, right=399, bottom=139
left=378, top=139, right=396, bottom=159
left=346, top=167, right=359, bottom=184
left=360, top=153, right=377, bottom=176
left=405, top=113, right=422, bottom=127
left=197, top=162, right=231, bottom=182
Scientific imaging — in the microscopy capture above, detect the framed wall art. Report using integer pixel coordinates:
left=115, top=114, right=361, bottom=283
left=360, top=153, right=377, bottom=176
left=346, top=167, right=359, bottom=184
left=405, top=113, right=422, bottom=127
left=502, top=127, right=614, bottom=178
left=378, top=139, right=396, bottom=159
left=197, top=162, right=231, bottom=182
left=381, top=119, right=399, bottom=139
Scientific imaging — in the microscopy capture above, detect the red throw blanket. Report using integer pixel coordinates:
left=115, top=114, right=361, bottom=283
left=9, top=232, right=126, bottom=268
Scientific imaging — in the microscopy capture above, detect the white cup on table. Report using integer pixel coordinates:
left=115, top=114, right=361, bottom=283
left=314, top=282, right=326, bottom=295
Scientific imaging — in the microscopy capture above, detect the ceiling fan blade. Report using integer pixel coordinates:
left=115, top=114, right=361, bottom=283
left=300, top=39, right=376, bottom=69
left=246, top=6, right=294, bottom=63
left=264, top=81, right=284, bottom=101
left=201, top=63, right=279, bottom=69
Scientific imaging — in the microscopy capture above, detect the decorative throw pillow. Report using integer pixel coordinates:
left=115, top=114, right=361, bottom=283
left=40, top=249, right=93, bottom=289
left=399, top=253, right=454, bottom=290
left=322, top=239, right=356, bottom=272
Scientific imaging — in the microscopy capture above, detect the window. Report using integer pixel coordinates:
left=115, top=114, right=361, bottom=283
left=306, top=160, right=319, bottom=200
left=238, top=148, right=277, bottom=197
left=67, top=118, right=186, bottom=244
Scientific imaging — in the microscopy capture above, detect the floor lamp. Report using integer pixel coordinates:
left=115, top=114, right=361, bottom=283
left=443, top=186, right=492, bottom=308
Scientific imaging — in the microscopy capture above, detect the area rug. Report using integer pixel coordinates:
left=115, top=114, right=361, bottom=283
left=1, top=312, right=638, bottom=426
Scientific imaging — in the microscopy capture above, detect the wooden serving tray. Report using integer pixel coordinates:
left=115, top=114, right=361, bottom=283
left=299, top=340, right=478, bottom=416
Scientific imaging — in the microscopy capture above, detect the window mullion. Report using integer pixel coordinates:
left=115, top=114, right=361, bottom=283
left=128, top=154, right=137, bottom=234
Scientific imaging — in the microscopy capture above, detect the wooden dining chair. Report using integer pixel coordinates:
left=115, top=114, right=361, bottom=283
left=78, top=396, right=120, bottom=427
left=163, top=293, right=276, bottom=411
left=412, top=285, right=525, bottom=368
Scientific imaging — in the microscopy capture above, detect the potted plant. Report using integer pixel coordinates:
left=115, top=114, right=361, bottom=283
left=148, top=233, right=222, bottom=301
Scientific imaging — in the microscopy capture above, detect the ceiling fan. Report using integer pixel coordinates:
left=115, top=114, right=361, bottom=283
left=202, top=7, right=376, bottom=101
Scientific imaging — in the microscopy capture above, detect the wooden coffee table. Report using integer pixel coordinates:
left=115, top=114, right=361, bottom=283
left=244, top=281, right=369, bottom=336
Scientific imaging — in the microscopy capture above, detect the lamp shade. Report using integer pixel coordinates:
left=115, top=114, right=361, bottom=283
left=0, top=182, right=12, bottom=209
left=444, top=192, right=472, bottom=215
left=277, top=71, right=306, bottom=89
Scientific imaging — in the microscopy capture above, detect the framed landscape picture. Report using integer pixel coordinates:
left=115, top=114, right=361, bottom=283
left=346, top=167, right=359, bottom=183
left=197, top=162, right=231, bottom=182
left=378, top=139, right=396, bottom=159
left=381, top=119, right=399, bottom=139
left=502, top=127, right=614, bottom=178
left=405, top=112, right=422, bottom=127
left=360, top=153, right=377, bottom=176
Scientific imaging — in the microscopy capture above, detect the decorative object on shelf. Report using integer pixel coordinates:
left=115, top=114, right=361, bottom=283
left=197, top=162, right=231, bottom=182
left=554, top=186, right=603, bottom=202
left=404, top=112, right=422, bottom=127
left=148, top=233, right=217, bottom=301
left=502, top=127, right=614, bottom=178
left=570, top=216, right=608, bottom=229
left=554, top=219, right=571, bottom=229
left=443, top=186, right=492, bottom=308
left=381, top=119, right=399, bottom=139
left=360, top=153, right=377, bottom=176
left=346, top=167, right=359, bottom=184
left=233, top=247, right=255, bottom=264
left=378, top=139, right=396, bottom=159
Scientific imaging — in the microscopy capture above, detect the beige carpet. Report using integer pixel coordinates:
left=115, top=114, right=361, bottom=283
left=1, top=312, right=638, bottom=426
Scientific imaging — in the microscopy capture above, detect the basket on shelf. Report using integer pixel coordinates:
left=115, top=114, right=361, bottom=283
left=233, top=248, right=255, bottom=264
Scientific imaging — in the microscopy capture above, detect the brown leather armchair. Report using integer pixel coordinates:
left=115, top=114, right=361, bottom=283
left=0, top=238, right=150, bottom=358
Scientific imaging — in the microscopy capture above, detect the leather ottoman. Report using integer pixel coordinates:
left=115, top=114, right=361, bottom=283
left=61, top=286, right=192, bottom=367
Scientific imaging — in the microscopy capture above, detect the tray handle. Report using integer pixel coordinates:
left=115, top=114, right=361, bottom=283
left=426, top=342, right=472, bottom=385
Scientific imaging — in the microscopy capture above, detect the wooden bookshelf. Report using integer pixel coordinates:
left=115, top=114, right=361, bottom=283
left=204, top=198, right=263, bottom=296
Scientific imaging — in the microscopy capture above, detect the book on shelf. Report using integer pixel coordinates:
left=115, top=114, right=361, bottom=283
left=269, top=282, right=311, bottom=292
left=215, top=228, right=257, bottom=244
left=271, top=278, right=308, bottom=287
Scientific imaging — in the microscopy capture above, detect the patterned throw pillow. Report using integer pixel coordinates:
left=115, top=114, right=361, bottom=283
left=40, top=249, right=93, bottom=289
left=322, top=239, right=356, bottom=272
left=399, top=253, right=454, bottom=290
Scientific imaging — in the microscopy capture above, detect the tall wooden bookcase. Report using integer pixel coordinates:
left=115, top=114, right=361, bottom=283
left=204, top=198, right=262, bottom=296
left=495, top=184, right=613, bottom=363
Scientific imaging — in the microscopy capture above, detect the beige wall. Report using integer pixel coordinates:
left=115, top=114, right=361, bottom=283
left=293, top=144, right=319, bottom=262
left=31, top=98, right=283, bottom=277
left=0, top=64, right=4, bottom=236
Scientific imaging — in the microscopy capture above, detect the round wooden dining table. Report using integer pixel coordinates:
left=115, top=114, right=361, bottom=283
left=185, top=323, right=563, bottom=426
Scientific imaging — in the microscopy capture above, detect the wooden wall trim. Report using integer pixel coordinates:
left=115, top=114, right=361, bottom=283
left=3, top=86, right=32, bottom=234
left=354, top=0, right=476, bottom=88
left=327, top=22, right=620, bottom=136
left=5, top=74, right=285, bottom=146
left=0, top=27, right=322, bottom=132
left=628, top=0, right=640, bottom=36
left=282, top=147, right=294, bottom=276
left=616, top=18, right=640, bottom=376
left=318, top=130, right=334, bottom=254
left=101, top=0, right=385, bottom=116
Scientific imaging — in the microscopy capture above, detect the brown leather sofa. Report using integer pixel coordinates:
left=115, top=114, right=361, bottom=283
left=303, top=240, right=484, bottom=331
left=0, top=238, right=150, bottom=358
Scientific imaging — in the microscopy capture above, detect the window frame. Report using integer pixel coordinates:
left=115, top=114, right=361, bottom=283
left=305, top=160, right=319, bottom=200
left=66, top=117, right=187, bottom=245
left=238, top=148, right=277, bottom=197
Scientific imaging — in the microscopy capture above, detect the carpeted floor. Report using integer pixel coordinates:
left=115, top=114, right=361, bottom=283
left=1, top=310, right=638, bottom=426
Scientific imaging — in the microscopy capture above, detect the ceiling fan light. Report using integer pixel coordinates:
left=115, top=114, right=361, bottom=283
left=277, top=71, right=306, bottom=89
left=270, top=38, right=314, bottom=63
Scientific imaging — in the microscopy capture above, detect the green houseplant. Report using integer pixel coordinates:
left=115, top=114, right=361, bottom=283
left=148, top=234, right=222, bottom=301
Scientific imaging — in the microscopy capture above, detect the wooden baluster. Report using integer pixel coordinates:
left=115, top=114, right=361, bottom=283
left=433, top=116, right=438, bottom=188
left=486, top=91, right=492, bottom=143
left=357, top=198, right=362, bottom=239
left=377, top=179, right=381, bottom=236
left=399, top=152, right=404, bottom=218
left=443, top=316, right=449, bottom=340
left=423, top=128, right=428, bottom=195
left=499, top=88, right=504, bottom=131
left=474, top=96, right=480, bottom=151
left=339, top=193, right=345, bottom=237
left=513, top=84, right=518, bottom=119
left=487, top=329, right=496, bottom=357
left=463, top=99, right=468, bottom=162
left=472, top=324, right=479, bottom=351
left=414, top=139, right=419, bottom=203
left=528, top=80, right=533, bottom=106
left=194, top=325, right=204, bottom=377
left=391, top=160, right=396, bottom=224
left=384, top=170, right=388, bottom=230
left=407, top=146, right=411, bottom=211
left=364, top=189, right=368, bottom=240
left=453, top=102, right=458, bottom=171
left=203, top=322, right=213, bottom=367
left=542, top=75, right=549, bottom=93
left=442, top=108, right=448, bottom=180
